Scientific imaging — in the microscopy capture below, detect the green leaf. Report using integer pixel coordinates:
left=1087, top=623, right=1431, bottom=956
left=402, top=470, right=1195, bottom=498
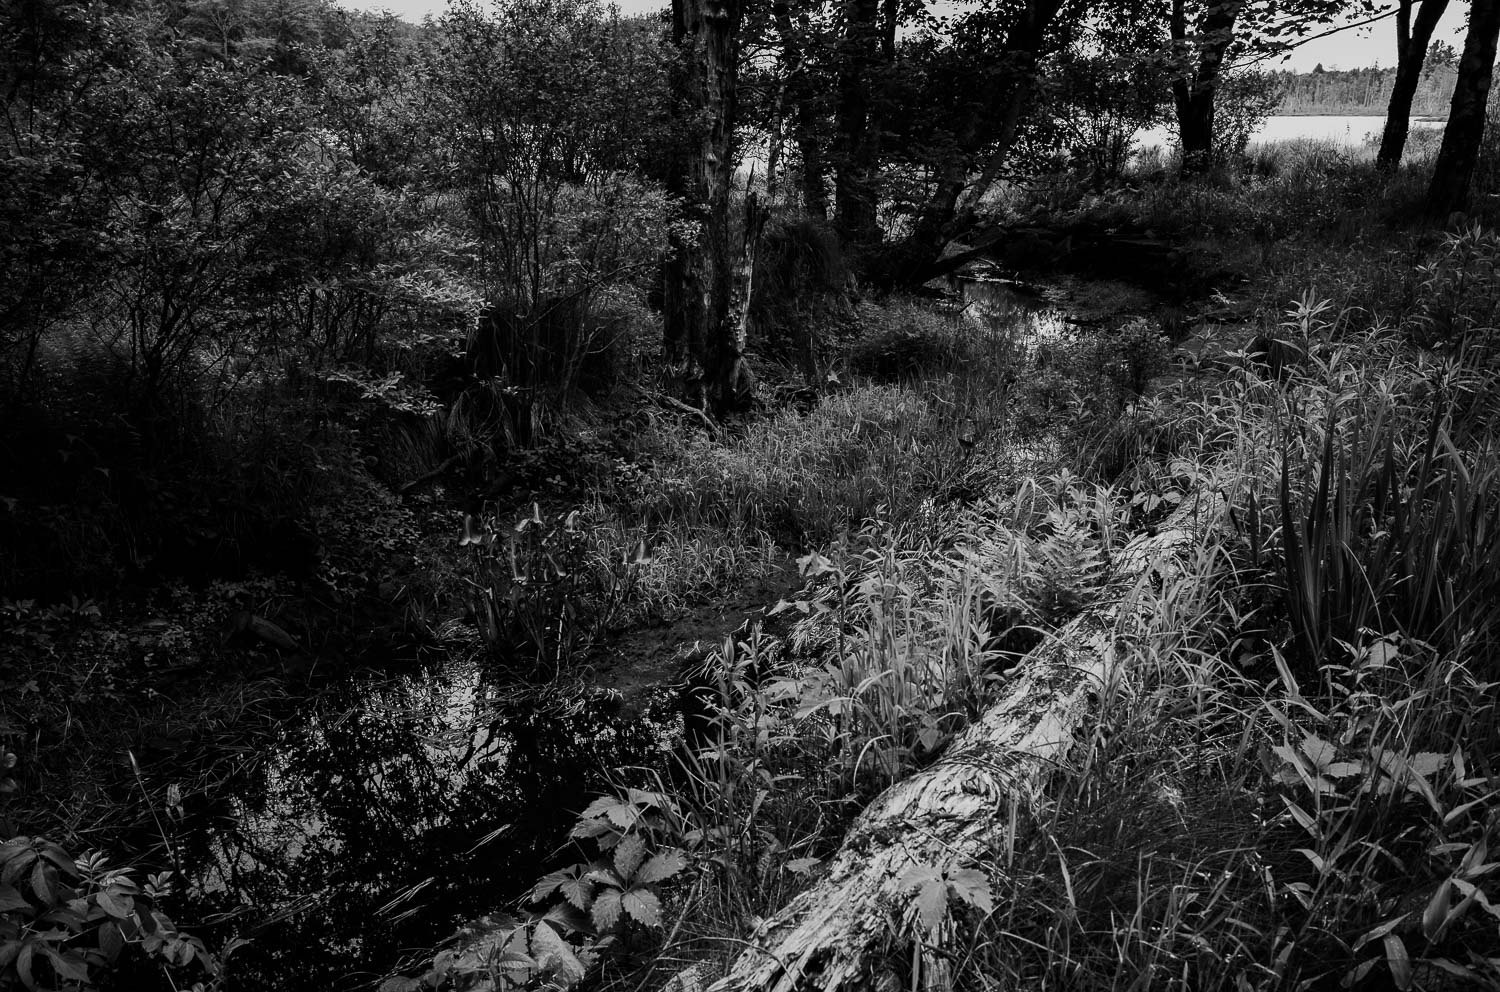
left=2, top=850, right=36, bottom=889
left=946, top=868, right=993, bottom=916
left=634, top=849, right=687, bottom=886
left=1423, top=881, right=1452, bottom=940
left=541, top=902, right=593, bottom=936
left=529, top=920, right=585, bottom=983
left=377, top=978, right=420, bottom=992
left=604, top=802, right=640, bottom=831
left=913, top=879, right=947, bottom=933
left=785, top=857, right=821, bottom=877
left=560, top=877, right=593, bottom=911
left=591, top=889, right=622, bottom=932
left=622, top=888, right=662, bottom=928
left=29, top=863, right=53, bottom=908
left=1382, top=934, right=1411, bottom=990
left=36, top=844, right=75, bottom=878
left=17, top=942, right=35, bottom=991
left=1354, top=913, right=1407, bottom=951
left=40, top=946, right=90, bottom=984
left=528, top=869, right=571, bottom=903
left=99, top=921, right=124, bottom=961
left=96, top=888, right=133, bottom=920
left=0, top=884, right=29, bottom=914
left=614, top=835, right=647, bottom=881
left=579, top=796, right=616, bottom=821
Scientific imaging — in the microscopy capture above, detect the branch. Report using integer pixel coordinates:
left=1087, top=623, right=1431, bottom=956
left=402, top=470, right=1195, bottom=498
left=1240, top=8, right=1402, bottom=69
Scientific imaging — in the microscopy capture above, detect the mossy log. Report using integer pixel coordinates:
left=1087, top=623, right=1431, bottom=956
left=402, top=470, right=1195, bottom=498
left=708, top=491, right=1229, bottom=992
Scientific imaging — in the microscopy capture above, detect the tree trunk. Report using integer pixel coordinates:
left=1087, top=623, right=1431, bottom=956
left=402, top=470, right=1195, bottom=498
left=663, top=0, right=751, bottom=412
left=832, top=0, right=883, bottom=247
left=1428, top=0, right=1500, bottom=218
left=707, top=492, right=1230, bottom=992
left=1169, top=0, right=1244, bottom=178
left=1378, top=0, right=1452, bottom=169
left=773, top=0, right=829, bottom=218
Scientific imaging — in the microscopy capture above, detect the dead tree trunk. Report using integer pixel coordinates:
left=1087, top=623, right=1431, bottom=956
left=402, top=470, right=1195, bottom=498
left=708, top=491, right=1229, bottom=992
left=663, top=0, right=752, bottom=412
left=1377, top=0, right=1452, bottom=169
left=1428, top=0, right=1500, bottom=218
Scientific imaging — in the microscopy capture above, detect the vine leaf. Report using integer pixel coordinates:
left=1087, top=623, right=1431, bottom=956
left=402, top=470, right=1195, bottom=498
left=622, top=889, right=662, bottom=928
left=634, top=849, right=687, bottom=886
left=591, top=889, right=623, bottom=932
left=614, top=835, right=647, bottom=880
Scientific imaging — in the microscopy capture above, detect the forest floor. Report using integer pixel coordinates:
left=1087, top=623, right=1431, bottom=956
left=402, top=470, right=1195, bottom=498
left=6, top=152, right=1500, bottom=992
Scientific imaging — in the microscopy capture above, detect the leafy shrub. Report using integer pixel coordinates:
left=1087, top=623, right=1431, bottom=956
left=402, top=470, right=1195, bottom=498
left=386, top=789, right=691, bottom=992
left=1411, top=224, right=1500, bottom=349
left=1264, top=647, right=1500, bottom=990
left=465, top=505, right=646, bottom=667
left=0, top=837, right=223, bottom=992
left=1271, top=398, right=1500, bottom=676
left=748, top=217, right=856, bottom=382
left=847, top=298, right=971, bottom=383
left=625, top=383, right=1000, bottom=543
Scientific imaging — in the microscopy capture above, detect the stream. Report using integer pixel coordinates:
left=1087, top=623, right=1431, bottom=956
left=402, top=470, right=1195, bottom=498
left=152, top=280, right=1095, bottom=991
left=163, top=653, right=679, bottom=991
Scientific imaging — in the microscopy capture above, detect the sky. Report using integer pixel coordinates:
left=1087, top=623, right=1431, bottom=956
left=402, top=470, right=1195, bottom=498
left=333, top=0, right=1472, bottom=74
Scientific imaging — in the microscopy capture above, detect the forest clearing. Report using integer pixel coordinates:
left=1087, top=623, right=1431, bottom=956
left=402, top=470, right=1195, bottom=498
left=3, top=0, right=1499, bottom=990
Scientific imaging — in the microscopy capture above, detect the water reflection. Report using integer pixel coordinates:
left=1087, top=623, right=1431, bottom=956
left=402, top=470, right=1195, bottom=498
left=169, top=655, right=676, bottom=991
left=954, top=277, right=1070, bottom=358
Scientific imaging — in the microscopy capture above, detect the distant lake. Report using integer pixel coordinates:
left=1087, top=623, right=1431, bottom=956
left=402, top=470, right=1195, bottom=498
left=1137, top=114, right=1447, bottom=151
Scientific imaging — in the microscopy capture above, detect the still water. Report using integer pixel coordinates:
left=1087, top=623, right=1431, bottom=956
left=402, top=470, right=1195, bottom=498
left=164, top=656, right=677, bottom=991
left=1136, top=113, right=1446, bottom=151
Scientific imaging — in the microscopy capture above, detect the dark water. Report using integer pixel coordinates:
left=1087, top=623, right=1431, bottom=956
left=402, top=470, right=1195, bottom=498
left=164, top=655, right=677, bottom=991
left=952, top=276, right=1069, bottom=348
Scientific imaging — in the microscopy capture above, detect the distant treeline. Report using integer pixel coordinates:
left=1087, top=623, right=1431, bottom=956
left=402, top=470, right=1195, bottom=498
left=1269, top=63, right=1457, bottom=117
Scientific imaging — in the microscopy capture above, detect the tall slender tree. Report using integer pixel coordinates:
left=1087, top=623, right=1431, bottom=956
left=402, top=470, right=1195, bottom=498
left=1428, top=0, right=1500, bottom=216
left=1377, top=0, right=1453, bottom=168
left=831, top=0, right=890, bottom=246
left=770, top=0, right=830, bottom=217
left=663, top=0, right=753, bottom=411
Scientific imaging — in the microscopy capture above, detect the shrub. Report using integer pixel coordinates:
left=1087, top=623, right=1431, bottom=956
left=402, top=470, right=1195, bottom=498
left=0, top=836, right=224, bottom=992
left=747, top=216, right=856, bottom=382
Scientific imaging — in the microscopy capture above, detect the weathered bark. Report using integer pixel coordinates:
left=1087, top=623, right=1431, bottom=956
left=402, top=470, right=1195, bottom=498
left=832, top=0, right=884, bottom=246
left=1428, top=0, right=1500, bottom=217
left=1377, top=0, right=1452, bottom=169
left=889, top=0, right=1066, bottom=287
left=772, top=0, right=829, bottom=218
left=1170, top=0, right=1245, bottom=177
left=708, top=491, right=1230, bottom=992
left=663, top=0, right=751, bottom=412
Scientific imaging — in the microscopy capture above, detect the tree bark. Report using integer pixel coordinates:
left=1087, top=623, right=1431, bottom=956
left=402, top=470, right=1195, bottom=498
left=832, top=0, right=884, bottom=246
left=663, top=0, right=751, bottom=412
left=772, top=0, right=829, bottom=218
left=1378, top=0, right=1452, bottom=169
left=707, top=491, right=1230, bottom=992
left=1170, top=0, right=1245, bottom=178
left=1428, top=0, right=1500, bottom=217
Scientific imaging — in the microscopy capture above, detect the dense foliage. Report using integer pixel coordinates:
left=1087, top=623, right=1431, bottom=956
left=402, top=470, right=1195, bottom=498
left=6, top=0, right=1500, bottom=990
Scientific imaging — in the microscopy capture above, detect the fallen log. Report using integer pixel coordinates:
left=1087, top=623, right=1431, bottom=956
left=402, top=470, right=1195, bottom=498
left=708, top=490, right=1230, bottom=992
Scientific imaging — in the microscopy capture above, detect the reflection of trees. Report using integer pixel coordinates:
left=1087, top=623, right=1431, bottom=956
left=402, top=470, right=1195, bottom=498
left=168, top=668, right=669, bottom=991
